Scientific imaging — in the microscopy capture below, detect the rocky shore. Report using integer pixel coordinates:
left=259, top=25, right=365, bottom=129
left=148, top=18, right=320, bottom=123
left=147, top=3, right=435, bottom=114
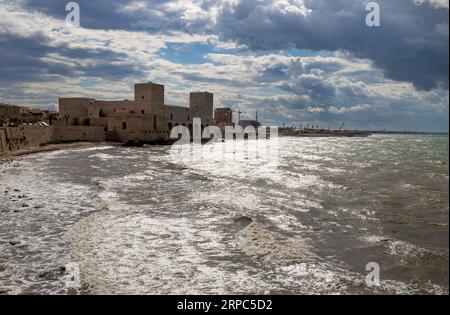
left=0, top=142, right=120, bottom=165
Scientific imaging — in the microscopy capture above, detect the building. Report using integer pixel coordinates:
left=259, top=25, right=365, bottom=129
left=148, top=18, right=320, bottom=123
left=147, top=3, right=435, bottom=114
left=57, top=82, right=215, bottom=143
left=215, top=108, right=233, bottom=131
left=0, top=104, right=57, bottom=125
left=0, top=104, right=23, bottom=120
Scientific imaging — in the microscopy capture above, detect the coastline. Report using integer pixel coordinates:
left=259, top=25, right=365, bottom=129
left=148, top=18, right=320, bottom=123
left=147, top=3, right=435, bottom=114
left=0, top=142, right=121, bottom=164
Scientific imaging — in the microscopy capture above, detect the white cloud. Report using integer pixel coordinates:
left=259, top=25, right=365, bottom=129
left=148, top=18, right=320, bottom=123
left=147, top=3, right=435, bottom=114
left=307, top=106, right=326, bottom=113
left=328, top=104, right=370, bottom=114
left=420, top=0, right=449, bottom=9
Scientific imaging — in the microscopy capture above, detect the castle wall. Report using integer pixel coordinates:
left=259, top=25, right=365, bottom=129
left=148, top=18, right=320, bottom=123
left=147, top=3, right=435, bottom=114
left=0, top=128, right=7, bottom=153
left=54, top=126, right=106, bottom=142
left=166, top=105, right=191, bottom=128
left=0, top=125, right=108, bottom=156
left=0, top=126, right=54, bottom=153
left=59, top=98, right=93, bottom=125
left=88, top=100, right=138, bottom=119
left=108, top=114, right=169, bottom=143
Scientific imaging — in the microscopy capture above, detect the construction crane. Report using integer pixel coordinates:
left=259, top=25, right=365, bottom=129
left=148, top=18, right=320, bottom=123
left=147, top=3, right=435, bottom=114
left=231, top=109, right=259, bottom=125
left=233, top=109, right=243, bottom=123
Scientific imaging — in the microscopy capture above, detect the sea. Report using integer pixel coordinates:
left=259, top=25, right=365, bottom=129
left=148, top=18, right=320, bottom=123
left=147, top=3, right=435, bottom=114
left=0, top=134, right=448, bottom=295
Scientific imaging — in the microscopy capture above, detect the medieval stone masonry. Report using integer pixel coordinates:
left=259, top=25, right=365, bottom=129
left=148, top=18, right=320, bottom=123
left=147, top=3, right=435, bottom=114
left=57, top=82, right=215, bottom=143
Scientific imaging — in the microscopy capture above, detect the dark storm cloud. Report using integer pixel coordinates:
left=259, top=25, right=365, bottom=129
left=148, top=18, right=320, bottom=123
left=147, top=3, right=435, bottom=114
left=22, top=0, right=208, bottom=32
left=21, top=0, right=449, bottom=91
left=215, top=0, right=449, bottom=91
left=0, top=33, right=59, bottom=82
left=0, top=32, right=143, bottom=84
left=253, top=56, right=305, bottom=83
left=281, top=75, right=337, bottom=102
left=23, top=0, right=144, bottom=30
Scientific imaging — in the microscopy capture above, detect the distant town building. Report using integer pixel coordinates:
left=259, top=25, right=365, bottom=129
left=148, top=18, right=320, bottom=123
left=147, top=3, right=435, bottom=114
left=0, top=103, right=57, bottom=126
left=214, top=108, right=233, bottom=130
left=0, top=104, right=22, bottom=120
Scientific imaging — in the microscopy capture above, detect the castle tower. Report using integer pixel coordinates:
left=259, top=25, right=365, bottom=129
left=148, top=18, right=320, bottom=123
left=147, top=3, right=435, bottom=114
left=190, top=92, right=214, bottom=124
left=134, top=82, right=165, bottom=113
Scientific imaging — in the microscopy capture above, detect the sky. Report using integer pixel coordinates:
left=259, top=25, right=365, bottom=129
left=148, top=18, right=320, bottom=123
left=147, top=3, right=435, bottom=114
left=0, top=0, right=448, bottom=131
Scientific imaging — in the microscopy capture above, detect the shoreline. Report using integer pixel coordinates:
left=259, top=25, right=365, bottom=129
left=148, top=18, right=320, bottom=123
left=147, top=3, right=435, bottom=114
left=0, top=142, right=121, bottom=163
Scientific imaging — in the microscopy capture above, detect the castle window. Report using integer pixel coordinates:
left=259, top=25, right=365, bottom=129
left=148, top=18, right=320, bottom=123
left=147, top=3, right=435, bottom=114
left=142, top=96, right=144, bottom=100
left=122, top=122, right=127, bottom=130
left=170, top=114, right=173, bottom=120
left=141, top=110, right=145, bottom=115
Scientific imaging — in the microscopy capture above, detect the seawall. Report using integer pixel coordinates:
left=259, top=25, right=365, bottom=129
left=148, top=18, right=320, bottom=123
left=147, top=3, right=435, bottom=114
left=0, top=126, right=54, bottom=154
left=1, top=126, right=107, bottom=157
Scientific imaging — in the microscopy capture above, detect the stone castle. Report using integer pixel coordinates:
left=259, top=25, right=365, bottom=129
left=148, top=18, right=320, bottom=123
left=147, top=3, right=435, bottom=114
left=1, top=82, right=238, bottom=155
left=57, top=82, right=216, bottom=143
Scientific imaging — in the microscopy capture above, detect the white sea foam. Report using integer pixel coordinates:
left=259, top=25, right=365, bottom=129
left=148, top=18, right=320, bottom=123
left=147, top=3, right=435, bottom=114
left=239, top=220, right=317, bottom=265
left=1, top=136, right=448, bottom=295
left=88, top=153, right=116, bottom=160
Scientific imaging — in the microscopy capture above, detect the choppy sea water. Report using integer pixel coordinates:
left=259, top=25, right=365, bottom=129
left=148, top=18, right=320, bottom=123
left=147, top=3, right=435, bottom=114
left=0, top=135, right=448, bottom=295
